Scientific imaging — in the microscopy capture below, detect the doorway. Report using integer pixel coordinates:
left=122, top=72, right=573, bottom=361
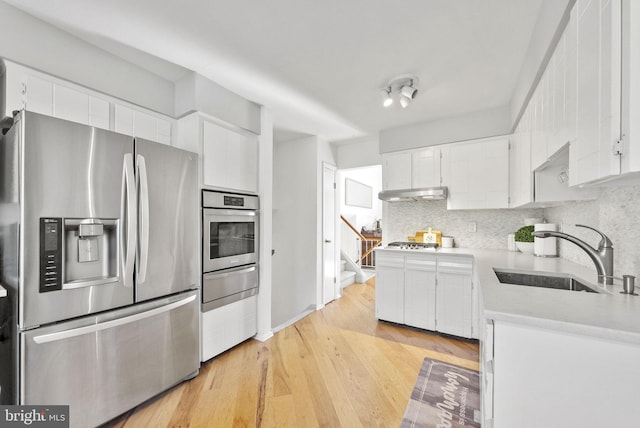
left=322, top=163, right=337, bottom=305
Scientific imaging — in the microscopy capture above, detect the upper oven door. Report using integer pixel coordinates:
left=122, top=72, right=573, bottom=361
left=202, top=208, right=259, bottom=272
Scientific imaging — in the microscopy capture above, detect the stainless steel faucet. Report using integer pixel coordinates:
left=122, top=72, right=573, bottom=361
left=532, top=224, right=614, bottom=285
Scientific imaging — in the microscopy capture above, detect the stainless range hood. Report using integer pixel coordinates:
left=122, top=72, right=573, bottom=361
left=378, top=187, right=448, bottom=202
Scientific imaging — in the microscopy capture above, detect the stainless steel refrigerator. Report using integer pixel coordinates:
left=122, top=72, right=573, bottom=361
left=0, top=111, right=199, bottom=427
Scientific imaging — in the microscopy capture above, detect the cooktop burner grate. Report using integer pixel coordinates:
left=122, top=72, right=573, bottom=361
left=387, top=241, right=439, bottom=250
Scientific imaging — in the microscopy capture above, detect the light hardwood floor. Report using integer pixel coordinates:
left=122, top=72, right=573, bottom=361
left=104, top=278, right=479, bottom=428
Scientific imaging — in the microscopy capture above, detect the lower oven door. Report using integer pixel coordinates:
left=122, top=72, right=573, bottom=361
left=202, top=264, right=258, bottom=311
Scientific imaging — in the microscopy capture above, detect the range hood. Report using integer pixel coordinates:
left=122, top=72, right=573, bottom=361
left=378, top=187, right=448, bottom=202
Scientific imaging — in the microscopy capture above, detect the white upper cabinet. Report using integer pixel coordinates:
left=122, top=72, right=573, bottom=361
left=442, top=137, right=509, bottom=210
left=620, top=0, right=640, bottom=174
left=381, top=151, right=412, bottom=190
left=570, top=0, right=622, bottom=186
left=114, top=105, right=172, bottom=145
left=177, top=113, right=258, bottom=193
left=202, top=120, right=258, bottom=193
left=381, top=147, right=442, bottom=191
left=509, top=104, right=533, bottom=208
left=2, top=60, right=173, bottom=145
left=411, top=147, right=442, bottom=188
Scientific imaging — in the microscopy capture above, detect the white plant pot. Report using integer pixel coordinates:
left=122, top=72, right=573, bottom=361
left=515, top=242, right=534, bottom=254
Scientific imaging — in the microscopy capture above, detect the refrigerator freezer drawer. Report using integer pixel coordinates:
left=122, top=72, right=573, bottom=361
left=20, top=290, right=199, bottom=428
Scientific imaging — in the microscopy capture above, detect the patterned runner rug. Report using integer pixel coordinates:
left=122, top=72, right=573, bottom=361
left=400, top=357, right=481, bottom=428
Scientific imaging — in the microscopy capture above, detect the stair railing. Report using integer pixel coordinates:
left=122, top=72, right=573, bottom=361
left=340, top=215, right=381, bottom=268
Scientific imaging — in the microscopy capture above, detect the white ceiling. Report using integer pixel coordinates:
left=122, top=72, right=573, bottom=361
left=5, top=0, right=547, bottom=143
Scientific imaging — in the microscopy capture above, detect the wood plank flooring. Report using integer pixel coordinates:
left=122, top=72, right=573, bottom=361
left=104, top=277, right=479, bottom=428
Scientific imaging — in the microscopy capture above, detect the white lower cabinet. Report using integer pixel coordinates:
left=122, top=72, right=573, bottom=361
left=201, top=295, right=257, bottom=362
left=435, top=255, right=474, bottom=338
left=375, top=252, right=405, bottom=324
left=375, top=251, right=475, bottom=339
left=404, top=255, right=437, bottom=330
left=485, top=320, right=640, bottom=428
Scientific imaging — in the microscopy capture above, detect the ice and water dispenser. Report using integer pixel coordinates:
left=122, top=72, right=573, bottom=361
left=39, top=217, right=119, bottom=292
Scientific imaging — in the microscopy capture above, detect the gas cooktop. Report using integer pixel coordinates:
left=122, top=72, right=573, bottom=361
left=386, top=241, right=439, bottom=250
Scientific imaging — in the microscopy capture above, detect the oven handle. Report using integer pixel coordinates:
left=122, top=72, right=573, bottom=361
left=202, top=208, right=257, bottom=218
left=203, top=265, right=257, bottom=281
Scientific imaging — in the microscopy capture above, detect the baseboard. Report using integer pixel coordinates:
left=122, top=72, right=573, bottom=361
left=272, top=304, right=316, bottom=334
left=253, top=330, right=274, bottom=342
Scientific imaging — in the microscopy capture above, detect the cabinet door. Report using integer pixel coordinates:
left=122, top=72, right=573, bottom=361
left=510, top=106, right=533, bottom=208
left=226, top=130, right=258, bottom=193
left=571, top=0, right=622, bottom=185
left=411, top=147, right=441, bottom=188
left=374, top=253, right=404, bottom=324
left=444, top=138, right=509, bottom=209
left=530, top=84, right=547, bottom=170
left=53, top=84, right=89, bottom=125
left=202, top=120, right=258, bottom=192
left=436, top=257, right=473, bottom=338
left=24, top=75, right=53, bottom=116
left=89, top=97, right=110, bottom=130
left=404, top=255, right=437, bottom=330
left=382, top=152, right=412, bottom=190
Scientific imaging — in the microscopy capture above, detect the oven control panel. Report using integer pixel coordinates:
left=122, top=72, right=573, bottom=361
left=202, top=190, right=259, bottom=210
left=224, top=195, right=245, bottom=207
left=40, top=217, right=62, bottom=292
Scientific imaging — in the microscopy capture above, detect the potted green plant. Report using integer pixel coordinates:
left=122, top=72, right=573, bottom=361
left=514, top=225, right=535, bottom=254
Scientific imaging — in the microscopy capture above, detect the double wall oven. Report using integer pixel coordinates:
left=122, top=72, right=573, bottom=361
left=201, top=190, right=259, bottom=311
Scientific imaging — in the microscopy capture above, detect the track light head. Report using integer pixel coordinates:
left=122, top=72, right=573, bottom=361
left=401, top=84, right=418, bottom=100
left=380, top=88, right=393, bottom=107
left=400, top=95, right=411, bottom=108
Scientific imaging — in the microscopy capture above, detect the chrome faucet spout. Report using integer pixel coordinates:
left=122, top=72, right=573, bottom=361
left=531, top=224, right=614, bottom=285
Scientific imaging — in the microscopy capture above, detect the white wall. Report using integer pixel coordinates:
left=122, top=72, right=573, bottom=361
left=256, top=107, right=274, bottom=341
left=272, top=136, right=320, bottom=328
left=336, top=137, right=383, bottom=169
left=175, top=72, right=261, bottom=133
left=378, top=106, right=511, bottom=154
left=0, top=2, right=175, bottom=115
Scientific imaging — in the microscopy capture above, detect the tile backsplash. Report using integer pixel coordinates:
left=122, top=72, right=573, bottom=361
left=385, top=200, right=544, bottom=250
left=384, top=184, right=640, bottom=279
left=544, top=184, right=640, bottom=280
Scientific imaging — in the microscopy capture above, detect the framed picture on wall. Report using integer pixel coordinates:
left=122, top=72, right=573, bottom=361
left=345, top=178, right=372, bottom=209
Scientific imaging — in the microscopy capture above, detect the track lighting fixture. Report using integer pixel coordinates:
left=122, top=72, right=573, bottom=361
left=380, top=75, right=419, bottom=109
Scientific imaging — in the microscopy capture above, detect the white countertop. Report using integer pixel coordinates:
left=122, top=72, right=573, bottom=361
left=0, top=284, right=6, bottom=298
left=376, top=247, right=640, bottom=345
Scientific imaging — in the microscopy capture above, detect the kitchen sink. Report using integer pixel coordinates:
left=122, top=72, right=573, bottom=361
left=493, top=269, right=599, bottom=293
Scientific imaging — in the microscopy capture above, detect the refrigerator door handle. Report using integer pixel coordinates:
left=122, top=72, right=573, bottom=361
left=137, top=154, right=150, bottom=284
left=121, top=153, right=136, bottom=288
left=32, top=294, right=197, bottom=344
